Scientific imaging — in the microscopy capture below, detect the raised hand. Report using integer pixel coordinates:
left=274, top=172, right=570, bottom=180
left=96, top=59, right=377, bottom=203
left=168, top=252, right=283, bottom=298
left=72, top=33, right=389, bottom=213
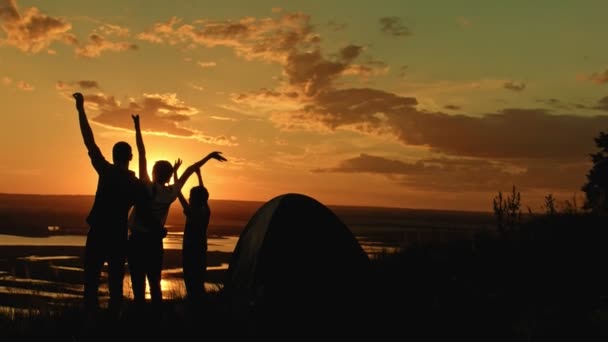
left=132, top=114, right=140, bottom=127
left=206, top=151, right=227, bottom=162
left=173, top=158, right=182, bottom=173
left=72, top=92, right=84, bottom=111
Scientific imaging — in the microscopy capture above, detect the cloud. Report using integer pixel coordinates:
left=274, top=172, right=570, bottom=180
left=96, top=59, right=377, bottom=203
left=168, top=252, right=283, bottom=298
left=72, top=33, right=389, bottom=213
left=444, top=104, right=461, bottom=110
left=313, top=153, right=587, bottom=192
left=96, top=23, right=130, bottom=38
left=0, top=0, right=76, bottom=53
left=284, top=48, right=355, bottom=96
left=378, top=16, right=410, bottom=37
left=397, top=65, right=408, bottom=78
left=69, top=92, right=236, bottom=145
left=326, top=20, right=347, bottom=31
left=141, top=12, right=605, bottom=162
left=210, top=115, right=237, bottom=121
left=16, top=80, right=33, bottom=91
left=274, top=87, right=608, bottom=159
left=190, top=83, right=205, bottom=91
left=587, top=69, right=608, bottom=84
left=457, top=17, right=472, bottom=28
left=137, top=13, right=318, bottom=63
left=594, top=96, right=608, bottom=111
left=0, top=1, right=138, bottom=57
left=231, top=88, right=302, bottom=113
left=140, top=13, right=386, bottom=96
left=56, top=80, right=101, bottom=90
left=503, top=81, right=526, bottom=92
left=342, top=63, right=389, bottom=78
left=3, top=76, right=34, bottom=91
left=197, top=61, right=217, bottom=68
left=74, top=33, right=137, bottom=58
left=78, top=80, right=100, bottom=89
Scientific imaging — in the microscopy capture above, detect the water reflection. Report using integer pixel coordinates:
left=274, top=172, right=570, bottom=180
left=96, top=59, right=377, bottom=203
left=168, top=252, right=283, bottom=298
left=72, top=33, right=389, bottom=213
left=0, top=232, right=393, bottom=316
left=0, top=233, right=394, bottom=256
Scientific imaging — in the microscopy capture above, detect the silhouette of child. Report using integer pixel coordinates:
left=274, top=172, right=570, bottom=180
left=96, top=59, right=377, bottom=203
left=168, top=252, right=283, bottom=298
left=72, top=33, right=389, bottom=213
left=173, top=163, right=210, bottom=304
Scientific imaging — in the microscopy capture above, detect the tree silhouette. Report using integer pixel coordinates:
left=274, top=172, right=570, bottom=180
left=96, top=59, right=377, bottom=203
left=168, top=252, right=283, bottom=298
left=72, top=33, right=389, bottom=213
left=543, top=194, right=557, bottom=216
left=493, top=185, right=522, bottom=235
left=581, top=131, right=608, bottom=214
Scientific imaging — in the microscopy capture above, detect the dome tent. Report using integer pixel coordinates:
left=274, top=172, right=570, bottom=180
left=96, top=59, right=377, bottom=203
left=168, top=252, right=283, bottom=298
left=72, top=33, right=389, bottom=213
left=224, top=193, right=371, bottom=337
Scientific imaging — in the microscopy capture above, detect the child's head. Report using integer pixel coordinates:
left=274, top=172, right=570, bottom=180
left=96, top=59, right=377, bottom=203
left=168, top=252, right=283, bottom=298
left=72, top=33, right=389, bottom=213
left=152, top=160, right=173, bottom=184
left=189, top=185, right=209, bottom=206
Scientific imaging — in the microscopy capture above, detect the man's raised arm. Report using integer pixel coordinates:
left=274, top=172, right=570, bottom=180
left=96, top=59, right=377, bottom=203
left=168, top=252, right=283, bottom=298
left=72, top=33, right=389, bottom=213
left=73, top=93, right=97, bottom=153
left=132, top=114, right=150, bottom=183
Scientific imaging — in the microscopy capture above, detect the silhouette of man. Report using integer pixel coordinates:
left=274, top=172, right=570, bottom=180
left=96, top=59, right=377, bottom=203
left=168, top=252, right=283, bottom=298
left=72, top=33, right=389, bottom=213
left=73, top=92, right=151, bottom=319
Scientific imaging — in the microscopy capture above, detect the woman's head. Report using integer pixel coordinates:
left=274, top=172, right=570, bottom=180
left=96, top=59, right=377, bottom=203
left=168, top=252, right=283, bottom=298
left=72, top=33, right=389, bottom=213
left=152, top=160, right=173, bottom=184
left=189, top=185, right=209, bottom=206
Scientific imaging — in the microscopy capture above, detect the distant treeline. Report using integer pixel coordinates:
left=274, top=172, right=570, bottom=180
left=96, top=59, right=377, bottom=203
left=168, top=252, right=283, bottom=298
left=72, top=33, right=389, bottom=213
left=0, top=193, right=494, bottom=238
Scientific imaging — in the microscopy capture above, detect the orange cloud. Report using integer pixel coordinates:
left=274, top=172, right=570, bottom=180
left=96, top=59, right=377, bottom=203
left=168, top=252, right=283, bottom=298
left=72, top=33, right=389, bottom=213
left=69, top=92, right=236, bottom=145
left=137, top=13, right=317, bottom=63
left=16, top=79, right=33, bottom=91
left=587, top=69, right=608, bottom=84
left=0, top=1, right=138, bottom=57
left=197, top=61, right=217, bottom=68
left=0, top=0, right=76, bottom=53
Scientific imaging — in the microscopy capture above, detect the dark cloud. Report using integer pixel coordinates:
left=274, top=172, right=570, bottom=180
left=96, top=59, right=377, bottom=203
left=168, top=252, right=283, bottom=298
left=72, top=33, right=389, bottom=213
left=77, top=80, right=100, bottom=89
left=379, top=16, right=410, bottom=37
left=326, top=20, right=347, bottom=31
left=276, top=88, right=608, bottom=159
left=503, top=81, right=526, bottom=92
left=594, top=96, right=608, bottom=111
left=339, top=44, right=363, bottom=62
left=587, top=70, right=608, bottom=84
left=444, top=105, right=461, bottom=110
left=313, top=153, right=588, bottom=192
left=56, top=80, right=101, bottom=90
left=75, top=33, right=137, bottom=57
left=284, top=49, right=351, bottom=96
left=142, top=12, right=605, bottom=162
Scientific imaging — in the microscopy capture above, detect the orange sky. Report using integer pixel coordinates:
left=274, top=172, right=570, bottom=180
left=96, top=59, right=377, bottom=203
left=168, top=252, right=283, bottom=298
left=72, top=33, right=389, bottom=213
left=1, top=0, right=607, bottom=211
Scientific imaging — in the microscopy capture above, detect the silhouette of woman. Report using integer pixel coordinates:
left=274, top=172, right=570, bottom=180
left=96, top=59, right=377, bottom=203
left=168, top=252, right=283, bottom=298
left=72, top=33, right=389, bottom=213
left=127, top=114, right=226, bottom=318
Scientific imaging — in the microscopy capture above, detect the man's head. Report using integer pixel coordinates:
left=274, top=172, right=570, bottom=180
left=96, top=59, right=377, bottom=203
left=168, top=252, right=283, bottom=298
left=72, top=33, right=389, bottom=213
left=152, top=160, right=173, bottom=184
left=189, top=185, right=209, bottom=206
left=112, top=141, right=133, bottom=165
